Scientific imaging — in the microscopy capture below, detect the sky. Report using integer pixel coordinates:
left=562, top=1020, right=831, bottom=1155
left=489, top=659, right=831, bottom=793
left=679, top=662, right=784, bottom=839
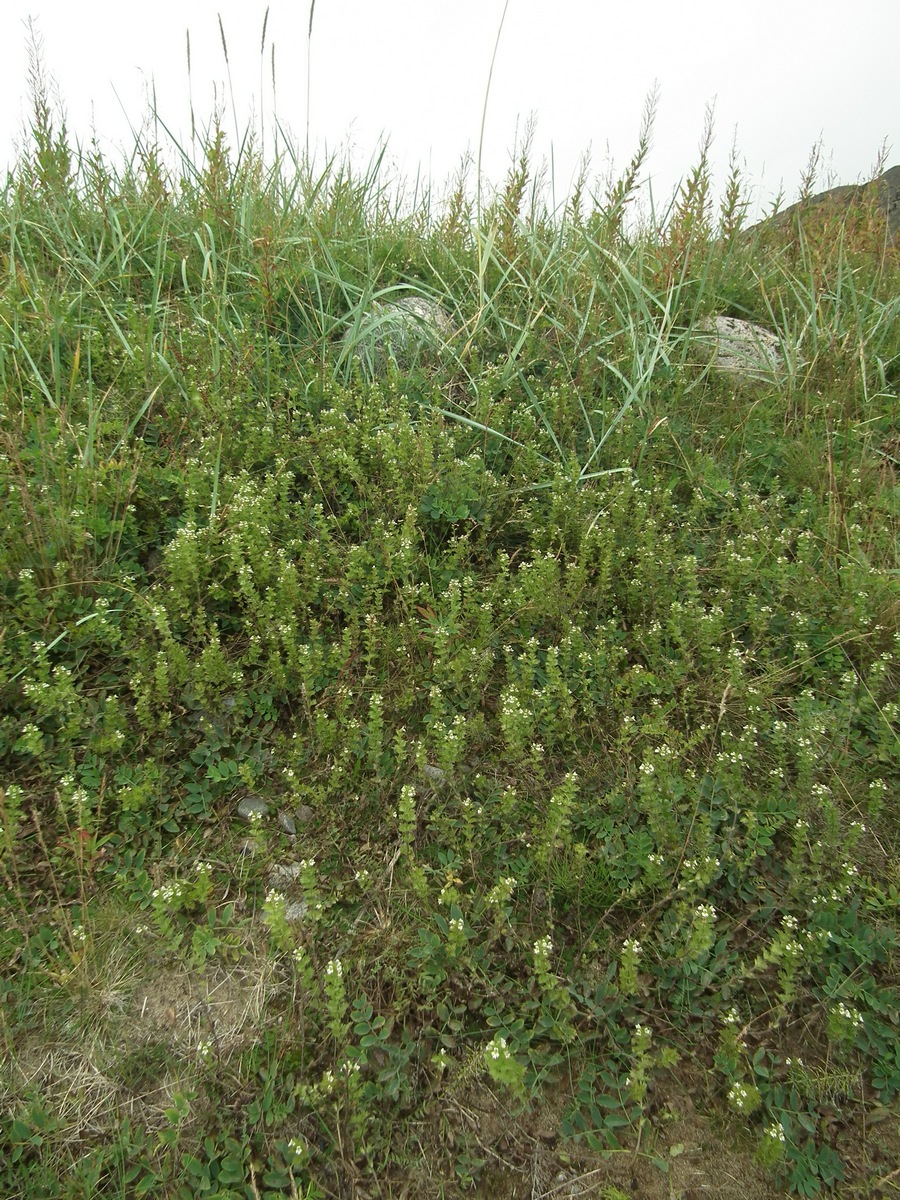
left=0, top=0, right=897, bottom=223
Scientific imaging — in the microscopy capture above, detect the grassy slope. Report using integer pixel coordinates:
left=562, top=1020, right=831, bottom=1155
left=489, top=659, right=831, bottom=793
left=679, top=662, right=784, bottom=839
left=1, top=101, right=899, bottom=1200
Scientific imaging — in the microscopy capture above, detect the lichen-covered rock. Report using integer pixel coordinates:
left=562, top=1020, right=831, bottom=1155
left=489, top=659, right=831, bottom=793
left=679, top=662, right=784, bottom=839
left=341, top=294, right=454, bottom=377
left=696, top=316, right=788, bottom=382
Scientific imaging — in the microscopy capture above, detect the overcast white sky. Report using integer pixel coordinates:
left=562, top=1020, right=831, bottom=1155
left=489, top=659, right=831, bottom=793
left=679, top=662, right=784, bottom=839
left=1, top=0, right=897, bottom=221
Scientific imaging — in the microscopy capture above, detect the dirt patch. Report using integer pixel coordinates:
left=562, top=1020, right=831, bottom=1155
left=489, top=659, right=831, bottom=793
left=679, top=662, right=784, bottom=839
left=448, top=1074, right=786, bottom=1200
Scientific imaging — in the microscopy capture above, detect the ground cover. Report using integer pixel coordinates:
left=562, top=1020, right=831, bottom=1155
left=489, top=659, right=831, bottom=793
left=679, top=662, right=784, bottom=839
left=1, top=78, right=899, bottom=1199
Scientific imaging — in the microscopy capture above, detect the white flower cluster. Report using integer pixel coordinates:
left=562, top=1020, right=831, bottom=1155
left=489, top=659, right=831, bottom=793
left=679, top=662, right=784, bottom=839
left=486, top=1034, right=509, bottom=1061
left=533, top=935, right=553, bottom=959
left=152, top=881, right=187, bottom=904
left=681, top=855, right=719, bottom=884
left=287, top=1136, right=307, bottom=1160
left=486, top=876, right=517, bottom=906
left=834, top=1001, right=863, bottom=1029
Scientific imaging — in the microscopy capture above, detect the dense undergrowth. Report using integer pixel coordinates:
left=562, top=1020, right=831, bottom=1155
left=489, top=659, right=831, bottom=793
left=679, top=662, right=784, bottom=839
left=1, top=74, right=900, bottom=1200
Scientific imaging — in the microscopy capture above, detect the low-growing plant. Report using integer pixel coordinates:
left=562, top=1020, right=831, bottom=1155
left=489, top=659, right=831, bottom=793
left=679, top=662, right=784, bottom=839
left=1, top=39, right=899, bottom=1200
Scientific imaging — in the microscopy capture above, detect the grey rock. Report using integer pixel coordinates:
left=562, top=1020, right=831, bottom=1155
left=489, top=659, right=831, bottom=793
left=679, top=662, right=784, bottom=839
left=269, top=862, right=303, bottom=888
left=695, top=315, right=789, bottom=383
left=880, top=164, right=900, bottom=242
left=747, top=164, right=900, bottom=245
left=237, top=796, right=269, bottom=822
left=277, top=809, right=297, bottom=836
left=284, top=899, right=308, bottom=923
left=295, top=804, right=314, bottom=824
left=421, top=764, right=447, bottom=785
left=341, top=294, right=454, bottom=377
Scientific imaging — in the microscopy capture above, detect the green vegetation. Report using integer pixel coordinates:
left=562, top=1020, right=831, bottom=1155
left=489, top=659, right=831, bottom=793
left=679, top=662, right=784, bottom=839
left=1, top=63, right=899, bottom=1200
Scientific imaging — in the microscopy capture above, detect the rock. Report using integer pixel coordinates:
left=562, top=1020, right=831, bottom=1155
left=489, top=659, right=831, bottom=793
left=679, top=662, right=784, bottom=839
left=880, top=164, right=900, bottom=242
left=237, top=796, right=269, bottom=822
left=747, top=164, right=900, bottom=246
left=268, top=862, right=303, bottom=888
left=277, top=809, right=297, bottom=836
left=695, top=315, right=789, bottom=383
left=421, top=764, right=447, bottom=785
left=341, top=294, right=454, bottom=377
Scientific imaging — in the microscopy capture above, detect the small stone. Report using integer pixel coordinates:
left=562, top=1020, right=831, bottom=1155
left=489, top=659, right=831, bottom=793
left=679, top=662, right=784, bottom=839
left=237, top=796, right=269, bottom=822
left=421, top=764, right=446, bottom=784
left=269, top=863, right=303, bottom=888
left=295, top=805, right=314, bottom=824
left=284, top=899, right=308, bottom=923
left=278, top=810, right=297, bottom=835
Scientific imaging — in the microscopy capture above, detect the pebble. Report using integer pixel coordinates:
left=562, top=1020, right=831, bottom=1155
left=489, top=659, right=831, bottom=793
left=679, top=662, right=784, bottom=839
left=269, top=863, right=303, bottom=888
left=237, top=796, right=269, bottom=822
